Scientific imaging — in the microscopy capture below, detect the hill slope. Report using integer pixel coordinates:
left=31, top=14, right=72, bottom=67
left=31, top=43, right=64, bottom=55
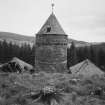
left=0, top=32, right=34, bottom=42
left=0, top=32, right=34, bottom=45
left=0, top=31, right=105, bottom=48
left=0, top=31, right=90, bottom=46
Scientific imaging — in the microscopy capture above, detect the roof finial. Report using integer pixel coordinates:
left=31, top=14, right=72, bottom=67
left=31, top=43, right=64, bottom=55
left=51, top=0, right=55, bottom=14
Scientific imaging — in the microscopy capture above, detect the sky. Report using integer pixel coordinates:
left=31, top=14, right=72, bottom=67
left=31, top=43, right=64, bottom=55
left=0, top=0, right=105, bottom=42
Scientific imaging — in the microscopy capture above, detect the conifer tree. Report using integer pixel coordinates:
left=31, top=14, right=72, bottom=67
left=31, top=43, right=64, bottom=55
left=67, top=42, right=78, bottom=69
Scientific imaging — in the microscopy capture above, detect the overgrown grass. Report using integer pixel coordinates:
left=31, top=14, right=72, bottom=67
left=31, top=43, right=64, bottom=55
left=0, top=72, right=105, bottom=105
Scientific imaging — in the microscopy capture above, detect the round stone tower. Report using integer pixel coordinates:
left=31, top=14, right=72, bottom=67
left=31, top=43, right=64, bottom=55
left=35, top=13, right=68, bottom=73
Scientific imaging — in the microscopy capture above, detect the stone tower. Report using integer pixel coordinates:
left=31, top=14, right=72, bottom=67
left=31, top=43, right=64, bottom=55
left=35, top=12, right=68, bottom=73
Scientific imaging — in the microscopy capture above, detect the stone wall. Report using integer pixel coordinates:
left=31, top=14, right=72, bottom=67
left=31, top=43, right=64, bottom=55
left=35, top=34, right=68, bottom=73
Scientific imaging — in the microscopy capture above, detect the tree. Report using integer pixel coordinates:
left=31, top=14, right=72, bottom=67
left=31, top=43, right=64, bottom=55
left=76, top=47, right=85, bottom=62
left=90, top=45, right=98, bottom=65
left=67, top=42, right=78, bottom=69
left=0, top=40, right=35, bottom=65
left=98, top=49, right=105, bottom=71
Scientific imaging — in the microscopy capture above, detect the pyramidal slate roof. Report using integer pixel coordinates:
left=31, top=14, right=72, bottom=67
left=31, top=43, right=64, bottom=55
left=37, top=13, right=66, bottom=35
left=70, top=59, right=104, bottom=77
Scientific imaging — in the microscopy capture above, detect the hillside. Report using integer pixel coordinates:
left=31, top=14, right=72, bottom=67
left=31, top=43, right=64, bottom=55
left=0, top=32, right=34, bottom=45
left=68, top=38, right=91, bottom=47
left=0, top=31, right=90, bottom=46
left=0, top=31, right=105, bottom=48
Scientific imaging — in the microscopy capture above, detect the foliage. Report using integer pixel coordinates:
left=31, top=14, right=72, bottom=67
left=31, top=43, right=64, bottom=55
left=67, top=42, right=78, bottom=69
left=25, top=86, right=64, bottom=105
left=67, top=43, right=105, bottom=72
left=0, top=40, right=35, bottom=65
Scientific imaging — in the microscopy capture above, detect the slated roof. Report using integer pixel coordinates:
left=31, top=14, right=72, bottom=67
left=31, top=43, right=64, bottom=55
left=37, top=13, right=66, bottom=35
left=11, top=57, right=33, bottom=70
left=70, top=59, right=104, bottom=77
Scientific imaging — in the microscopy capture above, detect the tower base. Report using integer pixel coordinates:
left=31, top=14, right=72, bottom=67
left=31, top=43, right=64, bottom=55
left=35, top=61, right=67, bottom=73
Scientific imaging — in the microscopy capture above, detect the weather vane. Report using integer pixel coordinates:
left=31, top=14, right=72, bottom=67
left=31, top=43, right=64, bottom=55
left=51, top=0, right=55, bottom=13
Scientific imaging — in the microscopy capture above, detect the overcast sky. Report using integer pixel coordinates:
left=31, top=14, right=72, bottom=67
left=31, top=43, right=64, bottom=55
left=0, top=0, right=105, bottom=42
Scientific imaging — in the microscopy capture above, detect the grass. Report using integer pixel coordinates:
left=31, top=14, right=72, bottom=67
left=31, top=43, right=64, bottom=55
left=0, top=72, right=105, bottom=105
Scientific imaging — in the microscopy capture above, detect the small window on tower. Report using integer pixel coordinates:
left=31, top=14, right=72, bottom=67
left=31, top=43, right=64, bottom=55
left=46, top=26, right=51, bottom=33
